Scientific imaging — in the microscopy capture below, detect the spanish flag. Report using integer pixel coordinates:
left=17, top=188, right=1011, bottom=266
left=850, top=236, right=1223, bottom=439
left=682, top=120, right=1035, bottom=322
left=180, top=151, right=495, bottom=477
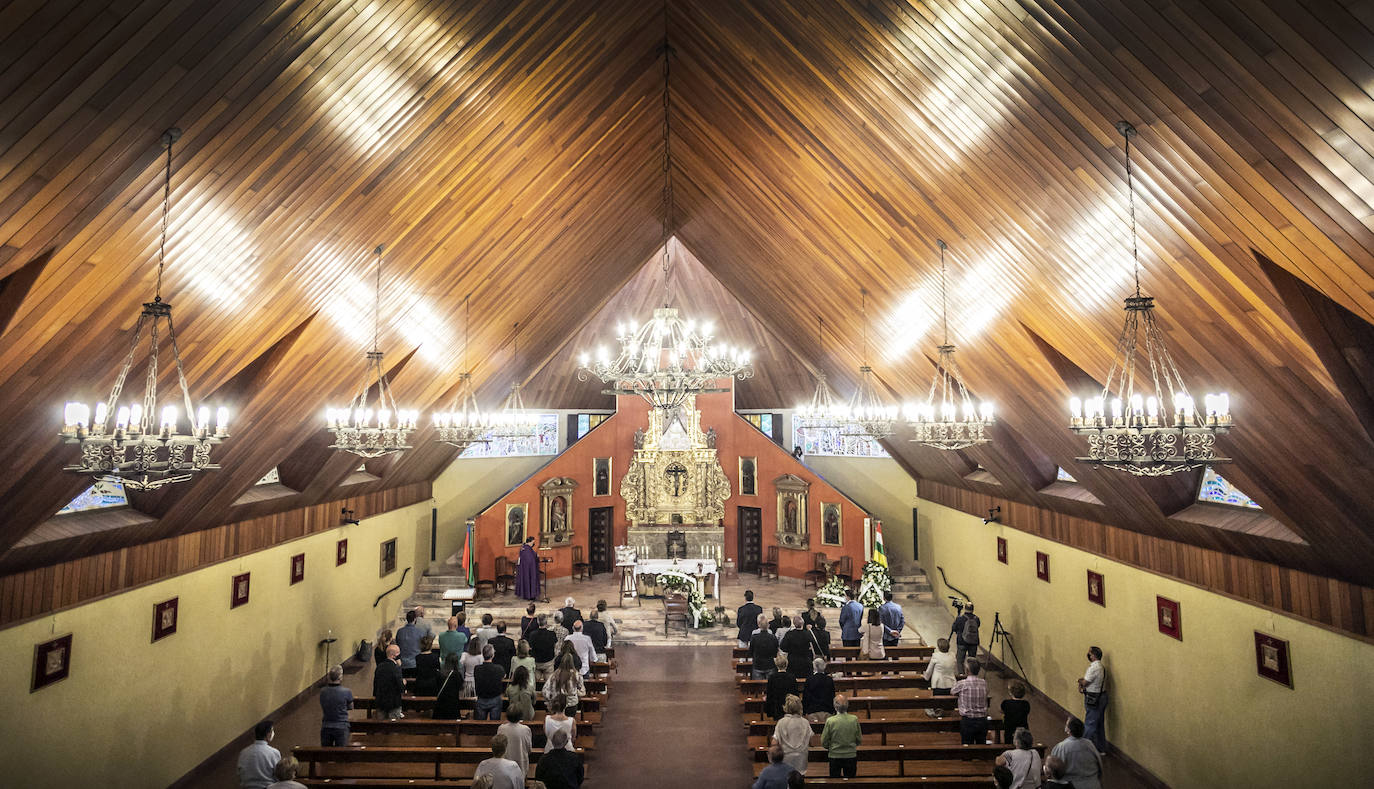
left=872, top=518, right=888, bottom=568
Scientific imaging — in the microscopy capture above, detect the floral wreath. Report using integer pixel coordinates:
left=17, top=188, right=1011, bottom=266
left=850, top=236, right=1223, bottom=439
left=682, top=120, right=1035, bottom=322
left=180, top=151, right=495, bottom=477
left=815, top=560, right=891, bottom=610
left=655, top=571, right=715, bottom=627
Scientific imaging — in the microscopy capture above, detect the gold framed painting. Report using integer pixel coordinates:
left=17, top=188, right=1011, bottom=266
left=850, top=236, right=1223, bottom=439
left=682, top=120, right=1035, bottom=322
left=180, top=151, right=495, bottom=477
left=820, top=502, right=842, bottom=546
left=505, top=502, right=529, bottom=547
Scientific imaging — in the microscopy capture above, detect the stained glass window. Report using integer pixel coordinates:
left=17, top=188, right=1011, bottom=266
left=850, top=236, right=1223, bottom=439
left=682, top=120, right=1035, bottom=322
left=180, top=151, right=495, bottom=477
left=575, top=413, right=609, bottom=439
left=1056, top=466, right=1077, bottom=483
left=460, top=414, right=560, bottom=457
left=57, top=478, right=128, bottom=514
left=793, top=417, right=889, bottom=457
left=255, top=467, right=280, bottom=485
left=1197, top=466, right=1261, bottom=509
left=743, top=413, right=774, bottom=438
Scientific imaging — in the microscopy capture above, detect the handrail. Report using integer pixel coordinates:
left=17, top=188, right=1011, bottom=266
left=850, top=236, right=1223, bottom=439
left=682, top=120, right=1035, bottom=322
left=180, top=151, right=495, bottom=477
left=374, top=566, right=411, bottom=608
left=935, top=565, right=971, bottom=603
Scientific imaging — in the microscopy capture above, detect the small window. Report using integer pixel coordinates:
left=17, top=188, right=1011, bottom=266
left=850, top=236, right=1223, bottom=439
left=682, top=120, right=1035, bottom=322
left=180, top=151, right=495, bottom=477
left=573, top=413, right=608, bottom=440
left=792, top=417, right=889, bottom=457
left=255, top=467, right=280, bottom=485
left=1056, top=466, right=1077, bottom=483
left=460, top=414, right=560, bottom=457
left=379, top=538, right=398, bottom=577
left=57, top=478, right=128, bottom=514
left=1197, top=466, right=1261, bottom=509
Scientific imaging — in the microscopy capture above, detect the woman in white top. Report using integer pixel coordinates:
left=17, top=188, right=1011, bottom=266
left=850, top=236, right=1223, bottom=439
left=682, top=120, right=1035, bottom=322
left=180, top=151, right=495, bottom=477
left=458, top=638, right=484, bottom=698
left=542, top=654, right=585, bottom=710
left=923, top=637, right=958, bottom=717
left=859, top=609, right=886, bottom=659
left=596, top=599, right=618, bottom=647
left=543, top=697, right=577, bottom=752
left=995, top=727, right=1043, bottom=789
left=772, top=694, right=813, bottom=775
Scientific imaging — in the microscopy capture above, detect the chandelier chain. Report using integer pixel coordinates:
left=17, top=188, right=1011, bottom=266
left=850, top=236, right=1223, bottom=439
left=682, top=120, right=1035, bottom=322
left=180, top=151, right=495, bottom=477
left=154, top=130, right=176, bottom=302
left=143, top=312, right=160, bottom=431
left=1122, top=123, right=1141, bottom=298
left=372, top=245, right=383, bottom=353
left=939, top=240, right=948, bottom=345
left=166, top=310, right=201, bottom=431
left=860, top=288, right=869, bottom=366
left=659, top=1, right=675, bottom=306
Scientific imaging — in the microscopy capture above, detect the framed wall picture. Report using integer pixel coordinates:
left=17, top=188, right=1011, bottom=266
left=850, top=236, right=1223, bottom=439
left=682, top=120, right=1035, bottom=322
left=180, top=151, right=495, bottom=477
left=231, top=572, right=251, bottom=609
left=593, top=458, right=611, bottom=497
left=337, top=538, right=349, bottom=566
left=153, top=597, right=179, bottom=642
left=773, top=474, right=810, bottom=549
left=380, top=538, right=397, bottom=577
left=1035, top=551, right=1050, bottom=582
left=1087, top=570, right=1105, bottom=606
left=32, top=633, right=73, bottom=692
left=739, top=457, right=757, bottom=496
left=538, top=478, right=576, bottom=546
left=820, top=502, right=842, bottom=546
left=1157, top=595, right=1182, bottom=640
left=1254, top=632, right=1292, bottom=688
left=996, top=536, right=1007, bottom=564
left=506, top=502, right=529, bottom=547
left=290, top=553, right=305, bottom=584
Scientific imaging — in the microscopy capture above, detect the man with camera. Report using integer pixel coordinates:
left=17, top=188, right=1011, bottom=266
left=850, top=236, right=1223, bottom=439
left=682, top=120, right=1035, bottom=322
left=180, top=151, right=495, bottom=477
left=949, top=600, right=981, bottom=667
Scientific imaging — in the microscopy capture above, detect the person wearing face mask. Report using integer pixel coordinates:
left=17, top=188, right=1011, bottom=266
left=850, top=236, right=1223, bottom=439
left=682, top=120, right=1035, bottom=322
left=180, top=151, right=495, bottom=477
left=1076, top=646, right=1107, bottom=755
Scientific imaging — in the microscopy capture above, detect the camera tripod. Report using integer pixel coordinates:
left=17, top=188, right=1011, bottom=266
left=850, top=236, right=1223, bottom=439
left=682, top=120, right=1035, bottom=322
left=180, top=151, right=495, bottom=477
left=988, top=612, right=1027, bottom=680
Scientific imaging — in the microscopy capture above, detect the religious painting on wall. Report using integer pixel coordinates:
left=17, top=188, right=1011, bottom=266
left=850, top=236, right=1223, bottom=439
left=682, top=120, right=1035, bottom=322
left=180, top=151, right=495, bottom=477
left=380, top=538, right=397, bottom=577
left=1087, top=570, right=1105, bottom=606
left=1157, top=595, right=1182, bottom=640
left=820, top=502, right=842, bottom=546
left=231, top=572, right=251, bottom=609
left=337, top=538, right=348, bottom=566
left=505, top=503, right=529, bottom=547
left=593, top=458, right=611, bottom=497
left=152, top=597, right=178, bottom=642
left=290, top=553, right=305, bottom=584
left=773, top=474, right=810, bottom=549
left=739, top=457, right=757, bottom=496
left=1254, top=632, right=1292, bottom=688
left=996, top=537, right=1007, bottom=564
left=1035, top=551, right=1050, bottom=582
left=538, top=477, right=578, bottom=547
left=32, top=633, right=72, bottom=692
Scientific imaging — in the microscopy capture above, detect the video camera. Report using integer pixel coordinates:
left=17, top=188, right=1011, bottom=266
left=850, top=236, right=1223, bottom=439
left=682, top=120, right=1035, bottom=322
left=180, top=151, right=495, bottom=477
left=948, top=595, right=969, bottom=614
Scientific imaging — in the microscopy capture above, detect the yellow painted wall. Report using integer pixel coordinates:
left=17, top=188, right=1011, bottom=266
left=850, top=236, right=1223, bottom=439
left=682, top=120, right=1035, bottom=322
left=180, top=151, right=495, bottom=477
left=808, top=456, right=918, bottom=569
left=916, top=497, right=1372, bottom=789
left=431, top=455, right=550, bottom=571
left=0, top=501, right=432, bottom=789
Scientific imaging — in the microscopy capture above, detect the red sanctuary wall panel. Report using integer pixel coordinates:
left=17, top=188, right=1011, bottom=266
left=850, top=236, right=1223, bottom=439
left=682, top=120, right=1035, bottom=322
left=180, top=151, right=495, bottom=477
left=474, top=390, right=871, bottom=582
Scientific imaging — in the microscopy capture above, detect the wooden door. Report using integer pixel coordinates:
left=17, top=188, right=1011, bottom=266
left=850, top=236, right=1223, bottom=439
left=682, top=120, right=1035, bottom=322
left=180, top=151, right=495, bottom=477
left=738, top=506, right=763, bottom=574
left=588, top=507, right=614, bottom=575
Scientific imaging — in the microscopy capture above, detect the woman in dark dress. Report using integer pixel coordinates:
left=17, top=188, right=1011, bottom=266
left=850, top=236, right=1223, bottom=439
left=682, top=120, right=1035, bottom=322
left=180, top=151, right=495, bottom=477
left=520, top=602, right=539, bottom=640
left=373, top=629, right=393, bottom=665
left=765, top=654, right=799, bottom=721
left=412, top=634, right=441, bottom=696
left=802, top=657, right=836, bottom=722
left=432, top=654, right=464, bottom=719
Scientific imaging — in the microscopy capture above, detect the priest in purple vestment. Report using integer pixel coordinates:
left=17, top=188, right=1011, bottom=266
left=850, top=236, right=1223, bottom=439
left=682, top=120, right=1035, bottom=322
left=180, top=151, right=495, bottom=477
left=515, top=536, right=540, bottom=600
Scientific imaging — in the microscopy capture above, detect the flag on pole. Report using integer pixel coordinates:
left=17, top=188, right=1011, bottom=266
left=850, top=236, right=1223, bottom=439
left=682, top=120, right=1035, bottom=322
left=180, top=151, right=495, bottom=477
left=872, top=518, right=888, bottom=568
left=461, top=519, right=476, bottom=587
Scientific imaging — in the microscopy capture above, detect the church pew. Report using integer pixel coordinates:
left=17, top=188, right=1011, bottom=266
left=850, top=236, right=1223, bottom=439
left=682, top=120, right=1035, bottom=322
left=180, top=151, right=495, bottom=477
left=744, top=717, right=1008, bottom=745
left=737, top=675, right=931, bottom=694
left=734, top=658, right=930, bottom=675
left=404, top=676, right=609, bottom=695
left=767, top=777, right=996, bottom=787
left=301, top=781, right=476, bottom=788
left=349, top=717, right=596, bottom=749
left=741, top=693, right=956, bottom=717
left=351, top=693, right=603, bottom=720
left=749, top=743, right=1046, bottom=776
left=732, top=645, right=934, bottom=659
left=293, top=745, right=576, bottom=780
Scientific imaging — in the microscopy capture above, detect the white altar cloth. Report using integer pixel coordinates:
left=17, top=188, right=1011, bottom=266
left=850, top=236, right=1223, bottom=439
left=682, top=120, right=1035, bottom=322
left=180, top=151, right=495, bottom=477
left=633, top=558, right=719, bottom=599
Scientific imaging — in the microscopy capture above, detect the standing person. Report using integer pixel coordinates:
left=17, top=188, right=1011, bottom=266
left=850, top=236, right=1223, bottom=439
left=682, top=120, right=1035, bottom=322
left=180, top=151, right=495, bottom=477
left=768, top=606, right=785, bottom=633
left=838, top=588, right=863, bottom=647
left=584, top=611, right=610, bottom=662
left=475, top=613, right=499, bottom=649
left=529, top=614, right=558, bottom=682
left=1077, top=646, right=1107, bottom=754
left=1049, top=717, right=1103, bottom=789
left=560, top=596, right=583, bottom=627
left=373, top=644, right=405, bottom=720
left=752, top=744, right=797, bottom=789
left=516, top=536, right=540, bottom=600
left=552, top=611, right=569, bottom=644
left=438, top=616, right=468, bottom=667
left=534, top=728, right=584, bottom=788
left=595, top=599, right=619, bottom=647
left=544, top=654, right=586, bottom=711
left=779, top=610, right=814, bottom=673
left=236, top=720, right=280, bottom=789
left=801, top=598, right=820, bottom=629
left=808, top=614, right=831, bottom=660
left=413, top=606, right=434, bottom=640
left=505, top=665, right=537, bottom=722
left=473, top=645, right=506, bottom=720
left=373, top=629, right=393, bottom=666
left=565, top=620, right=597, bottom=676
left=319, top=665, right=353, bottom=746
left=859, top=608, right=886, bottom=659
left=773, top=694, right=812, bottom=775
left=802, top=657, right=836, bottom=722
left=995, top=727, right=1043, bottom=789
left=749, top=613, right=779, bottom=680
left=951, top=658, right=989, bottom=745
left=878, top=590, right=905, bottom=646
left=488, top=621, right=517, bottom=674
left=433, top=655, right=464, bottom=719
left=459, top=638, right=484, bottom=698
left=497, top=706, right=533, bottom=776
left=510, top=639, right=536, bottom=681
left=472, top=734, right=525, bottom=789
left=765, top=655, right=799, bottom=721
left=395, top=610, right=423, bottom=675
left=950, top=602, right=981, bottom=668
left=737, top=590, right=764, bottom=647
left=265, top=756, right=307, bottom=789
left=412, top=635, right=441, bottom=696
left=923, top=638, right=959, bottom=718
left=1001, top=683, right=1031, bottom=744
left=820, top=694, right=861, bottom=778
left=520, top=602, right=539, bottom=640
left=543, top=697, right=577, bottom=751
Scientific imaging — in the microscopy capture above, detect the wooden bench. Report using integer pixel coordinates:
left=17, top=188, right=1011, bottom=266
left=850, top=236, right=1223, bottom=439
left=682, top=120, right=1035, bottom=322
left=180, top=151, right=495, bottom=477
left=301, top=780, right=477, bottom=788
left=732, top=645, right=934, bottom=660
left=777, top=777, right=995, bottom=787
left=405, top=676, right=609, bottom=695
left=349, top=717, right=596, bottom=749
left=352, top=693, right=603, bottom=718
left=737, top=675, right=931, bottom=694
left=742, top=693, right=956, bottom=718
left=735, top=658, right=930, bottom=675
left=749, top=743, right=1046, bottom=777
left=744, top=716, right=1008, bottom=745
left=293, top=745, right=577, bottom=780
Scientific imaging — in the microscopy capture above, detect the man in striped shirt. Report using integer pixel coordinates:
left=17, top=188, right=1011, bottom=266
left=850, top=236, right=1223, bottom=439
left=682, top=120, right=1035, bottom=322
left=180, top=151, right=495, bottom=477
left=950, top=658, right=989, bottom=745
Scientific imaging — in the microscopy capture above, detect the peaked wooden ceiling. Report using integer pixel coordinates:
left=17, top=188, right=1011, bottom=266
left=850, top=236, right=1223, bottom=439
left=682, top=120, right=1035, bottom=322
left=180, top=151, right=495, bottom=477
left=2, top=0, right=1373, bottom=588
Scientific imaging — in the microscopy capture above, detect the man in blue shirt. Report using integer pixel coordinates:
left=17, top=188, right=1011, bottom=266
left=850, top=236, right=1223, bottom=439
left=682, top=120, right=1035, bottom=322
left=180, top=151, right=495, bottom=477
left=838, top=588, right=864, bottom=647
left=878, top=591, right=905, bottom=647
left=394, top=609, right=423, bottom=674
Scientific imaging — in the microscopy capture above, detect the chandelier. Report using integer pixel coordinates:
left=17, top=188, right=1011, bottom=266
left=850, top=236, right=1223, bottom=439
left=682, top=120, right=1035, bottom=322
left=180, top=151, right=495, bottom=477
left=839, top=289, right=900, bottom=439
left=491, top=323, right=540, bottom=437
left=905, top=240, right=994, bottom=449
left=576, top=28, right=753, bottom=410
left=1068, top=122, right=1233, bottom=476
left=325, top=244, right=419, bottom=458
left=794, top=318, right=844, bottom=428
left=60, top=128, right=229, bottom=490
left=432, top=296, right=495, bottom=448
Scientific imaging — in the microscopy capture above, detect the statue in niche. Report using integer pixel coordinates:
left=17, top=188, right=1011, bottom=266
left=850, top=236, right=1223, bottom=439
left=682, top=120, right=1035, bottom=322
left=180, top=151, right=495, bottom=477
left=666, top=463, right=688, bottom=497
left=634, top=428, right=645, bottom=449
left=784, top=498, right=799, bottom=533
left=705, top=427, right=717, bottom=448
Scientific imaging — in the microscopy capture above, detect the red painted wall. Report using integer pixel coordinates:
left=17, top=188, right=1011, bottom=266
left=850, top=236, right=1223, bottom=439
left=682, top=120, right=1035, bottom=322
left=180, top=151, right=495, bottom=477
left=474, top=388, right=870, bottom=583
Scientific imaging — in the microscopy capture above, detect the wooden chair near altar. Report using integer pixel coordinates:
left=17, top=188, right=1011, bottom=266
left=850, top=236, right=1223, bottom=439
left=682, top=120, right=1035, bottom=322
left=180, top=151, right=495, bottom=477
left=804, top=552, right=828, bottom=588
left=663, top=593, right=690, bottom=635
left=757, top=545, right=779, bottom=580
left=834, top=554, right=854, bottom=586
left=572, top=545, right=592, bottom=581
left=473, top=573, right=496, bottom=600
left=494, top=556, right=515, bottom=595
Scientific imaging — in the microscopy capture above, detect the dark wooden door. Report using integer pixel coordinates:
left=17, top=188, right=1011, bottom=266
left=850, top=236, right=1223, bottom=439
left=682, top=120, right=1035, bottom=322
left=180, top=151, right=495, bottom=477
left=588, top=507, right=614, bottom=575
left=738, top=506, right=763, bottom=574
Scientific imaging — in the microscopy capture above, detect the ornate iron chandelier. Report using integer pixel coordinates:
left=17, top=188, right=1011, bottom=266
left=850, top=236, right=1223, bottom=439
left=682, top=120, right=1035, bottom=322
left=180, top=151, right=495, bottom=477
left=576, top=28, right=752, bottom=410
left=432, top=296, right=495, bottom=448
left=905, top=240, right=994, bottom=449
left=325, top=244, right=419, bottom=458
left=60, top=128, right=229, bottom=490
left=794, top=318, right=844, bottom=428
left=840, top=289, right=900, bottom=439
left=1067, top=122, right=1233, bottom=476
left=491, top=323, right=539, bottom=438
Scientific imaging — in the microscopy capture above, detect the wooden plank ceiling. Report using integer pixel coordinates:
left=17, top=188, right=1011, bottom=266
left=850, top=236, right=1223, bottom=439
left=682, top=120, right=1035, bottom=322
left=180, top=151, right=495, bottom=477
left=2, top=1, right=1373, bottom=587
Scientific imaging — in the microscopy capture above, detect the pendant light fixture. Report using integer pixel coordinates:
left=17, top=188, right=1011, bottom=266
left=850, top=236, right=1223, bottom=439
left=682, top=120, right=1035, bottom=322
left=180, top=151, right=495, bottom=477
left=794, top=317, right=843, bottom=428
left=60, top=128, right=230, bottom=490
left=432, top=295, right=496, bottom=448
left=491, top=322, right=538, bottom=438
left=840, top=289, right=900, bottom=439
